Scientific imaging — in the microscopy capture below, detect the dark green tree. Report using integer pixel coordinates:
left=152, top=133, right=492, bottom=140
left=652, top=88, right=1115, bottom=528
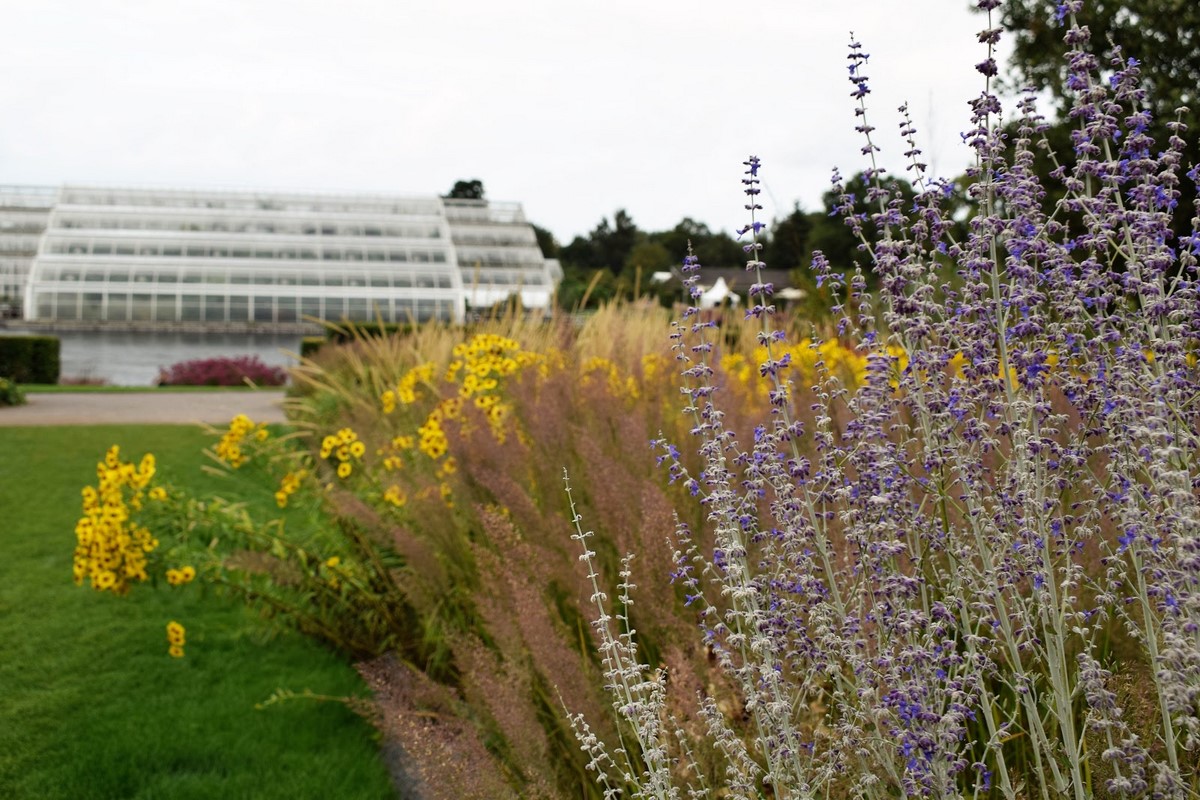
left=559, top=210, right=642, bottom=274
left=530, top=223, right=559, bottom=259
left=445, top=179, right=485, bottom=200
left=995, top=0, right=1200, bottom=235
left=762, top=205, right=816, bottom=272
left=809, top=171, right=916, bottom=281
left=650, top=218, right=744, bottom=269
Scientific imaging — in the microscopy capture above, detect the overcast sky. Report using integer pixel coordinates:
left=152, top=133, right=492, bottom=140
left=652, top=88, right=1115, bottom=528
left=2, top=1, right=1011, bottom=244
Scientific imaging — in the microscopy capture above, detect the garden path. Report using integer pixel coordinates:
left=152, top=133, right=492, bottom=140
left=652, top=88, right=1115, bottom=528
left=0, top=390, right=287, bottom=426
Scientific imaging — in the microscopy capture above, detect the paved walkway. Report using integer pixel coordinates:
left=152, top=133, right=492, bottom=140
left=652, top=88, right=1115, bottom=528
left=0, top=390, right=288, bottom=426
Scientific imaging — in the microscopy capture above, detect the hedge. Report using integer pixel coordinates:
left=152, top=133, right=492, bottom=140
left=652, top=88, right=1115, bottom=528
left=0, top=336, right=61, bottom=384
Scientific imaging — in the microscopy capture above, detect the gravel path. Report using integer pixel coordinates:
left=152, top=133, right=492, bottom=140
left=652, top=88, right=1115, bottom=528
left=0, top=390, right=288, bottom=426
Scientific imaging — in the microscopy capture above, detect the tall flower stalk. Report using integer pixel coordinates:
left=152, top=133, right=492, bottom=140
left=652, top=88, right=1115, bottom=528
left=571, top=1, right=1200, bottom=796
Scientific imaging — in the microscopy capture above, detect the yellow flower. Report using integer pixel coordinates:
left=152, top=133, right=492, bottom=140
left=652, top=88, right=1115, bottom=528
left=383, top=485, right=407, bottom=508
left=255, top=428, right=269, bottom=441
left=168, top=644, right=185, bottom=658
left=148, top=487, right=167, bottom=501
left=166, top=568, right=182, bottom=586
left=349, top=440, right=366, bottom=458
left=167, top=621, right=186, bottom=646
left=337, top=461, right=352, bottom=479
left=325, top=556, right=340, bottom=568
left=179, top=566, right=196, bottom=583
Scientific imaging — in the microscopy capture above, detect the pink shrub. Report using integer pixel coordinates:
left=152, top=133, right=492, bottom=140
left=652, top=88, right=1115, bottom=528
left=156, top=355, right=287, bottom=387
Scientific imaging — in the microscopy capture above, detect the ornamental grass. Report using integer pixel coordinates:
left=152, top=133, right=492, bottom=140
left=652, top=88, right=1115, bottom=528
left=68, top=0, right=1200, bottom=796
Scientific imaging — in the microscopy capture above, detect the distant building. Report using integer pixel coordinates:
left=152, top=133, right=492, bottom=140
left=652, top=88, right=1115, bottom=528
left=0, top=186, right=57, bottom=315
left=0, top=184, right=560, bottom=326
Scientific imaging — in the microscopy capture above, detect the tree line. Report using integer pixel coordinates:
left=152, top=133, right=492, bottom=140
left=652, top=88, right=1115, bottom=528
left=477, top=0, right=1200, bottom=311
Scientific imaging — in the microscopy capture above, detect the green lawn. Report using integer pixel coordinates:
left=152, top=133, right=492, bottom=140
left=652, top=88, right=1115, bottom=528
left=0, top=425, right=395, bottom=800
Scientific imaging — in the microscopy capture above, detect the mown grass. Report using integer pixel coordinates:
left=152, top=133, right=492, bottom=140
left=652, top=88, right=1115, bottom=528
left=0, top=425, right=395, bottom=800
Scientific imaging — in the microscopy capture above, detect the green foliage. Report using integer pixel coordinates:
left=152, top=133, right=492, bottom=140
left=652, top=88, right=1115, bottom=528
left=623, top=240, right=673, bottom=275
left=997, top=0, right=1200, bottom=237
left=648, top=217, right=744, bottom=269
left=812, top=170, right=917, bottom=278
left=324, top=321, right=417, bottom=344
left=0, top=335, right=61, bottom=384
left=445, top=178, right=485, bottom=199
left=0, top=376, right=24, bottom=407
left=763, top=203, right=815, bottom=271
left=560, top=209, right=641, bottom=273
left=531, top=223, right=560, bottom=259
left=300, top=336, right=326, bottom=359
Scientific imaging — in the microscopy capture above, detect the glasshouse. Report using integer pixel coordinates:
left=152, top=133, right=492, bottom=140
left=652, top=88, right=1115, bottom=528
left=4, top=184, right=560, bottom=325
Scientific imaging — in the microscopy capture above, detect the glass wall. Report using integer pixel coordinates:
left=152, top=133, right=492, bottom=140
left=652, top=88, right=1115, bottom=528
left=23, top=185, right=559, bottom=323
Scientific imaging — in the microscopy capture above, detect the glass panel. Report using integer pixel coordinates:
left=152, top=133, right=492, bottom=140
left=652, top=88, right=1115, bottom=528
left=416, top=299, right=435, bottom=322
left=181, top=271, right=202, bottom=283
left=369, top=273, right=389, bottom=287
left=180, top=294, right=202, bottom=322
left=394, top=273, right=412, bottom=288
left=186, top=246, right=206, bottom=257
left=131, top=293, right=152, bottom=321
left=81, top=293, right=103, bottom=320
left=60, top=269, right=81, bottom=282
left=230, top=272, right=251, bottom=284
left=346, top=298, right=368, bottom=321
left=253, top=296, right=273, bottom=322
left=156, top=269, right=178, bottom=283
left=324, top=274, right=343, bottom=287
left=162, top=246, right=182, bottom=257
left=84, top=270, right=105, bottom=282
left=154, top=295, right=176, bottom=321
left=109, top=269, right=129, bottom=282
left=324, top=297, right=345, bottom=321
left=93, top=243, right=112, bottom=255
left=276, top=296, right=297, bottom=322
left=57, top=292, right=80, bottom=320
left=229, top=295, right=249, bottom=321
left=254, top=273, right=276, bottom=285
left=107, top=293, right=129, bottom=321
left=36, top=293, right=52, bottom=318
left=299, top=273, right=320, bottom=285
left=203, top=296, right=226, bottom=322
left=388, top=250, right=407, bottom=262
left=436, top=274, right=451, bottom=288
left=300, top=297, right=321, bottom=319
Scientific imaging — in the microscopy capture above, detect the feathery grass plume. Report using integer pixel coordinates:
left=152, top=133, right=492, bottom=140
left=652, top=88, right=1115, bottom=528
left=570, top=1, right=1200, bottom=797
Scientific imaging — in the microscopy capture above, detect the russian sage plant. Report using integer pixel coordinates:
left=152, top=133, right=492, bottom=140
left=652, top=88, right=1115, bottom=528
left=570, top=1, right=1200, bottom=797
